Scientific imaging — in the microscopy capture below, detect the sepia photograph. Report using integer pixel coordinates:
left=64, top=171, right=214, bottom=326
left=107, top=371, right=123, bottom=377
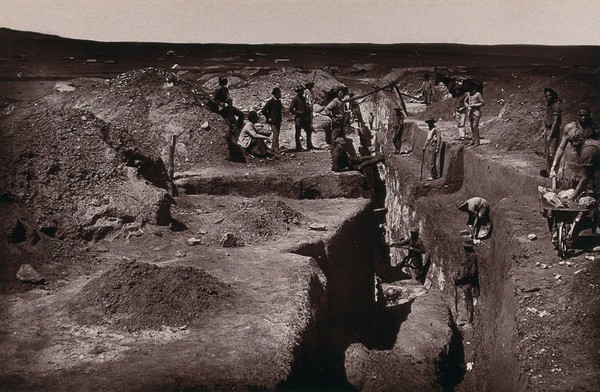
left=0, top=1, right=599, bottom=391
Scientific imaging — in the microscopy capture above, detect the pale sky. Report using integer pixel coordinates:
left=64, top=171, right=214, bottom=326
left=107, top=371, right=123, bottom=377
left=1, top=0, right=599, bottom=45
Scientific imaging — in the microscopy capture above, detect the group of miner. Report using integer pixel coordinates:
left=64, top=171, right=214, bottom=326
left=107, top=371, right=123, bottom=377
left=209, top=73, right=597, bottom=327
left=385, top=76, right=596, bottom=326
left=208, top=75, right=383, bottom=171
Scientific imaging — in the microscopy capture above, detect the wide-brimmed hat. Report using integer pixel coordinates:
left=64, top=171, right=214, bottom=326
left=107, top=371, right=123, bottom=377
left=425, top=117, right=437, bottom=124
left=463, top=238, right=474, bottom=248
left=305, top=81, right=315, bottom=88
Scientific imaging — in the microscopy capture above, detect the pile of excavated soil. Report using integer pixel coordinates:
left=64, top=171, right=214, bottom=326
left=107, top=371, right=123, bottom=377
left=225, top=198, right=303, bottom=242
left=69, top=261, right=233, bottom=331
left=0, top=68, right=238, bottom=241
left=173, top=195, right=304, bottom=246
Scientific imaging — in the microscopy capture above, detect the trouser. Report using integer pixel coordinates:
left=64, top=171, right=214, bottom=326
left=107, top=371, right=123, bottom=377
left=469, top=110, right=481, bottom=143
left=331, top=120, right=345, bottom=141
left=270, top=123, right=281, bottom=151
left=219, top=106, right=245, bottom=131
left=545, top=131, right=559, bottom=172
left=463, top=288, right=474, bottom=324
left=455, top=109, right=467, bottom=138
left=428, top=144, right=438, bottom=178
left=245, top=139, right=269, bottom=157
left=423, top=91, right=433, bottom=105
left=392, top=125, right=404, bottom=153
left=294, top=117, right=313, bottom=149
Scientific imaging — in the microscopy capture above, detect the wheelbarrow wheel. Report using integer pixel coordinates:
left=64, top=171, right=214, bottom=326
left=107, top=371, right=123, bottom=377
left=557, top=222, right=571, bottom=259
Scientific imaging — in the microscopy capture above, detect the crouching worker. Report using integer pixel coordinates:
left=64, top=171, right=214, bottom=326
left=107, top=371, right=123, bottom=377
left=331, top=137, right=384, bottom=172
left=456, top=196, right=491, bottom=245
left=454, top=238, right=480, bottom=325
left=238, top=111, right=274, bottom=159
left=389, top=227, right=426, bottom=282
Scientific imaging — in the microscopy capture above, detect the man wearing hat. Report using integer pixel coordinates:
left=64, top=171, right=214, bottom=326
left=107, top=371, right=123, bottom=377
left=261, top=87, right=283, bottom=152
left=289, top=85, right=315, bottom=151
left=454, top=238, right=480, bottom=325
left=423, top=117, right=442, bottom=180
left=317, top=89, right=347, bottom=141
left=210, top=76, right=244, bottom=130
left=390, top=108, right=405, bottom=154
left=304, top=82, right=316, bottom=130
left=389, top=226, right=426, bottom=282
left=465, top=83, right=484, bottom=146
left=457, top=197, right=491, bottom=244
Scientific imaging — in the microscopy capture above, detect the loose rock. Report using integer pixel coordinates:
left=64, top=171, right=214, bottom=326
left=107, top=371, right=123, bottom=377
left=16, top=264, right=45, bottom=284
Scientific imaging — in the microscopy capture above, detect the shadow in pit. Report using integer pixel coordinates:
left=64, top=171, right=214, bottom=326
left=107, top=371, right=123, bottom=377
left=441, top=314, right=467, bottom=391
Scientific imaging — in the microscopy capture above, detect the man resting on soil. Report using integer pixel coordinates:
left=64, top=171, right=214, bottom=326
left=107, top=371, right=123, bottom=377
left=237, top=111, right=274, bottom=159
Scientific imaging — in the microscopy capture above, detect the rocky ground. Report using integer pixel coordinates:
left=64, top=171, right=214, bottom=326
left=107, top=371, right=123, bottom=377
left=0, top=29, right=599, bottom=391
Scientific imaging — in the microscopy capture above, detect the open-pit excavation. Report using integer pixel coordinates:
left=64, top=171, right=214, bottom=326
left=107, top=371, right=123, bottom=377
left=1, top=30, right=599, bottom=391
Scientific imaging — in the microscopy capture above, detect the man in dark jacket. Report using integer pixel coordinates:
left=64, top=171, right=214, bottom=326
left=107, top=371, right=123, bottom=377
left=289, top=85, right=315, bottom=151
left=454, top=238, right=480, bottom=325
left=261, top=87, right=283, bottom=152
left=209, top=76, right=244, bottom=131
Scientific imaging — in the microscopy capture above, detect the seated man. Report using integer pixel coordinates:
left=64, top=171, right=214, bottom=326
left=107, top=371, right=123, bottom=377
left=330, top=137, right=384, bottom=172
left=237, top=111, right=273, bottom=159
left=209, top=76, right=245, bottom=131
left=456, top=197, right=491, bottom=244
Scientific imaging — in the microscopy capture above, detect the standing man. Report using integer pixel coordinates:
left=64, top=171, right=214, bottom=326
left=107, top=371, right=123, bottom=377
left=465, top=84, right=485, bottom=146
left=454, top=238, right=480, bottom=325
left=550, top=106, right=597, bottom=189
left=289, top=85, right=315, bottom=151
left=454, top=86, right=468, bottom=141
left=391, top=108, right=405, bottom=155
left=304, top=82, right=316, bottom=135
left=261, top=87, right=283, bottom=153
left=389, top=227, right=426, bottom=283
left=209, top=76, right=244, bottom=131
left=542, top=88, right=562, bottom=173
left=317, top=90, right=346, bottom=141
left=423, top=117, right=441, bottom=180
left=419, top=73, right=435, bottom=106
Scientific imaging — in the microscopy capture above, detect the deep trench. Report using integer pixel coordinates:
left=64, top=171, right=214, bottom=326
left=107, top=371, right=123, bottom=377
left=276, top=163, right=467, bottom=391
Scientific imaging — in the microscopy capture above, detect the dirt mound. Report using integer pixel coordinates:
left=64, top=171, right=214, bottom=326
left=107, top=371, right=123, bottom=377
left=174, top=196, right=304, bottom=246
left=0, top=68, right=238, bottom=241
left=70, top=261, right=233, bottom=331
left=71, top=67, right=231, bottom=169
left=202, top=68, right=343, bottom=112
left=225, top=197, right=303, bottom=242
